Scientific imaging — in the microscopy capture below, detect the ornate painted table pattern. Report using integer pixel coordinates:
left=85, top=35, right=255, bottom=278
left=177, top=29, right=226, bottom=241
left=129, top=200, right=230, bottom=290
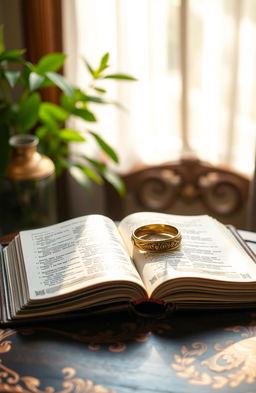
left=0, top=309, right=256, bottom=393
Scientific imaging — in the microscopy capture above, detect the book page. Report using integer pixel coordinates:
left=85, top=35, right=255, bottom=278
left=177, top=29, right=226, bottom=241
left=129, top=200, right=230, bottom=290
left=19, top=214, right=144, bottom=300
left=118, top=212, right=256, bottom=297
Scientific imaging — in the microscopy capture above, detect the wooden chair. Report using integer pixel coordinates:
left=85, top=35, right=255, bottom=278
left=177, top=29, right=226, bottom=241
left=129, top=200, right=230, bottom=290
left=104, top=157, right=250, bottom=229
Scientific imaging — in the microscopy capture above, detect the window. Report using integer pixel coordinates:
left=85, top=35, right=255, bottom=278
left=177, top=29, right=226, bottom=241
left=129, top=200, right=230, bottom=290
left=62, top=0, right=256, bottom=176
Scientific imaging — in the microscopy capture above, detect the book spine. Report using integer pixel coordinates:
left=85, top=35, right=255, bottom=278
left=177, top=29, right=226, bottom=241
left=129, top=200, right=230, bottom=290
left=133, top=298, right=164, bottom=305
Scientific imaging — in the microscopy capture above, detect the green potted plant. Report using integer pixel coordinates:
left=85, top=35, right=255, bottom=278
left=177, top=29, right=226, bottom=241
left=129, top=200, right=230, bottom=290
left=0, top=26, right=136, bottom=232
left=0, top=26, right=136, bottom=192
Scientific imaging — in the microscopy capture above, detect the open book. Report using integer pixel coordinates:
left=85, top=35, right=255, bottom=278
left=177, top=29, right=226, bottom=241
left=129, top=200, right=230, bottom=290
left=0, top=211, right=256, bottom=325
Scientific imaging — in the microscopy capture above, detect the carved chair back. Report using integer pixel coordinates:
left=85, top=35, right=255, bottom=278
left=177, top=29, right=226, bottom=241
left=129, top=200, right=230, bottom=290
left=105, top=158, right=249, bottom=229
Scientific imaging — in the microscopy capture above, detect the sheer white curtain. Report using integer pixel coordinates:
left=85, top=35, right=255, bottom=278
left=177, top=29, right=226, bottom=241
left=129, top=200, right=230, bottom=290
left=62, top=0, right=256, bottom=176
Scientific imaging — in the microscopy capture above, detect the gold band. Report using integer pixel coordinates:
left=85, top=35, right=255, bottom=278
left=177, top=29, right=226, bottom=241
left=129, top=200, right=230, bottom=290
left=131, top=224, right=181, bottom=252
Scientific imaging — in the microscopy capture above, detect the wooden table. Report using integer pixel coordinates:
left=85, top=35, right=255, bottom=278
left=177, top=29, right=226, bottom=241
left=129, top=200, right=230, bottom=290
left=0, top=307, right=256, bottom=393
left=1, top=231, right=256, bottom=393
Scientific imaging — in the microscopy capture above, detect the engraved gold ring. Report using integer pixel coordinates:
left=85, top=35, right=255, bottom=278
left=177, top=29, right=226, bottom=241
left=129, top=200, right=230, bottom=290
left=131, top=224, right=182, bottom=252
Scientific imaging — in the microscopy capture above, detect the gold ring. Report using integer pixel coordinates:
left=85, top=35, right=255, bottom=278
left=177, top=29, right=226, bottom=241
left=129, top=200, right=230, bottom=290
left=131, top=224, right=181, bottom=252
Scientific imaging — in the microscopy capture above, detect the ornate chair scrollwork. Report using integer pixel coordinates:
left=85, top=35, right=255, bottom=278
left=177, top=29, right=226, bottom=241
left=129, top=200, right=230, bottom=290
left=105, top=158, right=250, bottom=229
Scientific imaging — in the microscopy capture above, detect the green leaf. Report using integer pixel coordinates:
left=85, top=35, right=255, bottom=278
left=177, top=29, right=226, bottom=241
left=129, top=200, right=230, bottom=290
left=73, top=88, right=124, bottom=108
left=84, top=53, right=110, bottom=79
left=75, top=154, right=125, bottom=195
left=17, top=92, right=41, bottom=132
left=60, top=94, right=75, bottom=112
left=101, top=166, right=125, bottom=196
left=73, top=88, right=87, bottom=101
left=4, top=71, right=20, bottom=87
left=58, top=129, right=85, bottom=142
left=39, top=102, right=68, bottom=122
left=98, top=52, right=110, bottom=73
left=29, top=72, right=45, bottom=91
left=82, top=155, right=105, bottom=171
left=36, top=53, right=66, bottom=73
left=0, top=25, right=5, bottom=54
left=76, top=93, right=110, bottom=104
left=77, top=94, right=111, bottom=105
left=32, top=76, right=57, bottom=89
left=72, top=107, right=96, bottom=122
left=35, top=125, right=49, bottom=139
left=69, top=165, right=92, bottom=191
left=104, top=73, right=137, bottom=81
left=94, top=87, right=107, bottom=94
left=83, top=58, right=96, bottom=78
left=72, top=88, right=106, bottom=103
left=46, top=72, right=74, bottom=96
left=0, top=49, right=26, bottom=62
left=38, top=107, right=58, bottom=130
left=24, top=61, right=35, bottom=72
left=20, top=62, right=34, bottom=88
left=89, top=131, right=119, bottom=163
left=0, top=123, right=10, bottom=179
left=78, top=164, right=103, bottom=184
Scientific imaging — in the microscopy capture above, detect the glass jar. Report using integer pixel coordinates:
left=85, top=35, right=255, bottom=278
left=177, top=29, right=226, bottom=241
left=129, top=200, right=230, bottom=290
left=0, top=135, right=57, bottom=235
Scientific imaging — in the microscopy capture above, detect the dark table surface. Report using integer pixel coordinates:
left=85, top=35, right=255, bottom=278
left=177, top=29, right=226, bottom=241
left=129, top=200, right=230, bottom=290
left=0, top=307, right=256, bottom=393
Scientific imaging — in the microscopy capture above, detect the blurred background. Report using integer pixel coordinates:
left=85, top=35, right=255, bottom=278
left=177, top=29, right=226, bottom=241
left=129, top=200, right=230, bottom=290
left=1, top=0, right=256, bottom=232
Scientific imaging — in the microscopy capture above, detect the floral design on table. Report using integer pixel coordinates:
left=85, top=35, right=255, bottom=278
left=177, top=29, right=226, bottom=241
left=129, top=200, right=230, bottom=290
left=0, top=329, right=115, bottom=393
left=171, top=316, right=256, bottom=389
left=0, top=318, right=171, bottom=392
left=3, top=314, right=256, bottom=391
